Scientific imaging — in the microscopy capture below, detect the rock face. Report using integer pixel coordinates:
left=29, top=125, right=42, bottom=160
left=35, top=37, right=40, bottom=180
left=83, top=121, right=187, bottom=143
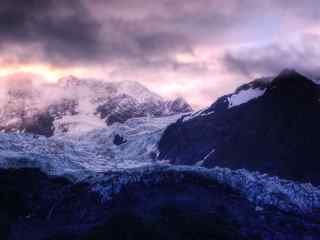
left=0, top=76, right=192, bottom=137
left=1, top=167, right=320, bottom=240
left=0, top=168, right=105, bottom=240
left=113, top=134, right=127, bottom=145
left=158, top=70, right=320, bottom=184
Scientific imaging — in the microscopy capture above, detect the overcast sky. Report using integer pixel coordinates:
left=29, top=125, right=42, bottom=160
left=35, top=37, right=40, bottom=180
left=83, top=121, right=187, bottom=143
left=1, top=0, right=320, bottom=107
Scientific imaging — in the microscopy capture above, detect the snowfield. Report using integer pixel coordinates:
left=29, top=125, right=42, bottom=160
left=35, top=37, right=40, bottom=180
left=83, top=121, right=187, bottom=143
left=228, top=88, right=266, bottom=108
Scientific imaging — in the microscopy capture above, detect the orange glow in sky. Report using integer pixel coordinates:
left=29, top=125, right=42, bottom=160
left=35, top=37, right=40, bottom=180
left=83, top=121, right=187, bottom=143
left=0, top=64, right=66, bottom=83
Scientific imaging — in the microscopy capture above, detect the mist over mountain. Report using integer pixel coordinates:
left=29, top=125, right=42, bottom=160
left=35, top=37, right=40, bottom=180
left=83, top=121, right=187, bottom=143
left=0, top=74, right=192, bottom=136
left=1, top=69, right=320, bottom=239
left=2, top=0, right=320, bottom=238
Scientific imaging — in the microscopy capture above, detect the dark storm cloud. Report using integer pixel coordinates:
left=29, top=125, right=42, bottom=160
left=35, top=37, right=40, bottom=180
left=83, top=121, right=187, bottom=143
left=2, top=0, right=320, bottom=71
left=0, top=0, right=102, bottom=64
left=222, top=34, right=320, bottom=78
left=275, top=0, right=320, bottom=21
left=222, top=45, right=289, bottom=77
left=0, top=0, right=205, bottom=69
left=0, top=0, right=265, bottom=67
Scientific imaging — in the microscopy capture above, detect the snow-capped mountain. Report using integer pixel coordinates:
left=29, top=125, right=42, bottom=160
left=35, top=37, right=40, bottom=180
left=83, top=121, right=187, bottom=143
left=159, top=69, right=320, bottom=185
left=1, top=70, right=320, bottom=239
left=0, top=76, right=192, bottom=136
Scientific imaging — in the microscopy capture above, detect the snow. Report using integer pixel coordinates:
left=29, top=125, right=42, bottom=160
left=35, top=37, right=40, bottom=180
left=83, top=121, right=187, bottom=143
left=195, top=160, right=204, bottom=166
left=4, top=117, right=21, bottom=127
left=88, top=165, right=320, bottom=216
left=0, top=134, right=88, bottom=180
left=228, top=88, right=266, bottom=108
left=0, top=76, right=188, bottom=132
left=0, top=115, right=320, bottom=217
left=0, top=114, right=181, bottom=177
left=182, top=106, right=214, bottom=122
left=182, top=86, right=267, bottom=123
left=1, top=122, right=319, bottom=217
left=202, top=149, right=215, bottom=161
left=0, top=71, right=319, bottom=220
left=59, top=77, right=164, bottom=105
left=53, top=96, right=106, bottom=137
left=54, top=114, right=106, bottom=137
left=0, top=73, right=318, bottom=218
left=116, top=80, right=163, bottom=103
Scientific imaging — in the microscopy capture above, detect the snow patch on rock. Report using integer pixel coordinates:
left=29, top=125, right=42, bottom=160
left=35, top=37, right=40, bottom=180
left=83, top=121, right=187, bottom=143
left=53, top=96, right=106, bottom=137
left=182, top=106, right=214, bottom=122
left=228, top=88, right=266, bottom=108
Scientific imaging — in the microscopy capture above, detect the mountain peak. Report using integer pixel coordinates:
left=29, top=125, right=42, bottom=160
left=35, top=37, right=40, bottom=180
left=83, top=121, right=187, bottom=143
left=58, top=75, right=78, bottom=82
left=58, top=75, right=81, bottom=88
left=266, top=69, right=319, bottom=100
left=166, top=97, right=193, bottom=113
left=272, top=68, right=315, bottom=84
left=116, top=80, right=163, bottom=103
left=278, top=68, right=299, bottom=77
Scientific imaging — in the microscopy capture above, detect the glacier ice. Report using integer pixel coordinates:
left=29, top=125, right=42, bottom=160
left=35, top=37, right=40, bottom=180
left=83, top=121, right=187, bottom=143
left=88, top=165, right=320, bottom=216
left=0, top=112, right=319, bottom=218
left=0, top=115, right=182, bottom=177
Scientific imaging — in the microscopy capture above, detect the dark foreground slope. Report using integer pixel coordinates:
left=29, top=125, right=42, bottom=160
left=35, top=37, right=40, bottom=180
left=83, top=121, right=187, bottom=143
left=0, top=167, right=319, bottom=240
left=159, top=70, right=320, bottom=184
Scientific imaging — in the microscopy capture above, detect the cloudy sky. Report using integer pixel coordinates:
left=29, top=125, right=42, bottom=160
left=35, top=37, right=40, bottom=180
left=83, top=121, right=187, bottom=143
left=1, top=0, right=320, bottom=107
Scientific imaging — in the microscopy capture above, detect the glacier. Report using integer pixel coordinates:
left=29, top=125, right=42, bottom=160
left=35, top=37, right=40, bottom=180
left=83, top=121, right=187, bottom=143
left=1, top=71, right=320, bottom=239
left=0, top=115, right=182, bottom=177
left=89, top=165, right=320, bottom=216
left=0, top=113, right=319, bottom=218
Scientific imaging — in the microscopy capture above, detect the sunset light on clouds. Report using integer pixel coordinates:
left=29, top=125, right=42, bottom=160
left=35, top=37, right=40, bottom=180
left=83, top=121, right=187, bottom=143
left=2, top=2, right=320, bottom=238
left=1, top=0, right=320, bottom=107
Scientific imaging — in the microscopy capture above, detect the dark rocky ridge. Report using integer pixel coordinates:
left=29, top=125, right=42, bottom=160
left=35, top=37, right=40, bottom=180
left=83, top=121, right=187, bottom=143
left=1, top=167, right=320, bottom=240
left=159, top=70, right=320, bottom=185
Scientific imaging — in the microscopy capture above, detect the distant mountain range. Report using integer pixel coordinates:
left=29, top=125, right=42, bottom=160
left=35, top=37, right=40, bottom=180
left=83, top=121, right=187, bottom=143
left=2, top=69, right=320, bottom=185
left=0, top=76, right=192, bottom=136
left=159, top=69, right=320, bottom=184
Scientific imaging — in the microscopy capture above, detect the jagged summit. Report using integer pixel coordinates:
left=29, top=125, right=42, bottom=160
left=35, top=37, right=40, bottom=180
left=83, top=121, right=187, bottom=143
left=0, top=75, right=192, bottom=136
left=234, top=77, right=271, bottom=93
left=278, top=68, right=299, bottom=76
left=115, top=80, right=163, bottom=103
left=235, top=69, right=315, bottom=93
left=59, top=76, right=165, bottom=104
left=272, top=68, right=313, bottom=83
left=266, top=68, right=320, bottom=102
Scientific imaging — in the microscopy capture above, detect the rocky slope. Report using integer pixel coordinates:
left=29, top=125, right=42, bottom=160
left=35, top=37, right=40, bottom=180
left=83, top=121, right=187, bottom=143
left=1, top=165, right=320, bottom=240
left=159, top=69, right=320, bottom=185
